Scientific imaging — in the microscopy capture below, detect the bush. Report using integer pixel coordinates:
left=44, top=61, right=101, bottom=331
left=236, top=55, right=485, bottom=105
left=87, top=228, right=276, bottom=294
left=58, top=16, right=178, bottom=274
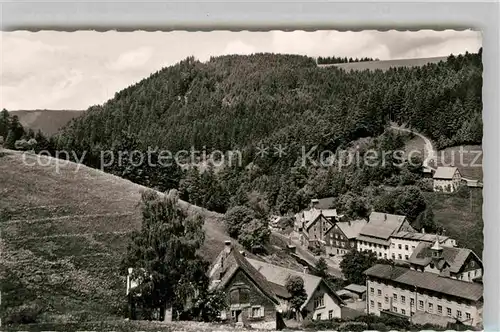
left=4, top=303, right=43, bottom=325
left=416, top=178, right=434, bottom=192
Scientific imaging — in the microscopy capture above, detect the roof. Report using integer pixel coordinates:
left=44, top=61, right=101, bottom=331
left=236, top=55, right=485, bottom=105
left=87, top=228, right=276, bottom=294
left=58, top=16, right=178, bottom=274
left=336, top=289, right=356, bottom=298
left=344, top=284, right=366, bottom=294
left=247, top=258, right=345, bottom=309
left=359, top=212, right=411, bottom=240
left=391, top=231, right=450, bottom=244
left=433, top=166, right=460, bottom=179
left=365, top=264, right=483, bottom=302
left=356, top=234, right=390, bottom=247
left=336, top=219, right=368, bottom=239
left=210, top=249, right=280, bottom=305
left=408, top=242, right=482, bottom=273
left=303, top=208, right=337, bottom=230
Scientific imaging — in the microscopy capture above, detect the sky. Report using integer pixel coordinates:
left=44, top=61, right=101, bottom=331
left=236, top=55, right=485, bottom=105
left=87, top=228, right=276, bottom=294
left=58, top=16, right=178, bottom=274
left=0, top=30, right=482, bottom=111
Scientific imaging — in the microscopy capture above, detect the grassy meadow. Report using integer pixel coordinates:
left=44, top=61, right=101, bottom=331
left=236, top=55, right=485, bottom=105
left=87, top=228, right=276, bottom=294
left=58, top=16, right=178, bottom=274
left=0, top=149, right=229, bottom=324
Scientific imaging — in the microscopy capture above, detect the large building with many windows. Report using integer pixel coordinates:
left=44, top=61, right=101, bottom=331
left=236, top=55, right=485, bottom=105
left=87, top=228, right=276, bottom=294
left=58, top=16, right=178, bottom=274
left=365, top=264, right=483, bottom=328
left=389, top=231, right=457, bottom=261
left=356, top=212, right=415, bottom=259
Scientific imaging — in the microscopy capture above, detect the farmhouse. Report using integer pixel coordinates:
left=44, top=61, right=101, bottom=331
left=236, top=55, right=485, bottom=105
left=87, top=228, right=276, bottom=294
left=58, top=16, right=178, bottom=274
left=365, top=264, right=483, bottom=328
left=357, top=212, right=415, bottom=259
left=407, top=238, right=483, bottom=282
left=208, top=241, right=284, bottom=330
left=324, top=219, right=367, bottom=256
left=433, top=166, right=462, bottom=192
left=247, top=258, right=345, bottom=321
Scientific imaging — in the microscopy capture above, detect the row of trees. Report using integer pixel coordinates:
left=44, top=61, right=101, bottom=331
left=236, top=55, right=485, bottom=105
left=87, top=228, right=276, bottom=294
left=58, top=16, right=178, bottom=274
left=317, top=56, right=379, bottom=64
left=0, top=109, right=54, bottom=153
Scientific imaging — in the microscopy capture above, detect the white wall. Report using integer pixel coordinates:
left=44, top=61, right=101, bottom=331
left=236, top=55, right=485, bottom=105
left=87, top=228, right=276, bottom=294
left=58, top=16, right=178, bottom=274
left=305, top=282, right=342, bottom=320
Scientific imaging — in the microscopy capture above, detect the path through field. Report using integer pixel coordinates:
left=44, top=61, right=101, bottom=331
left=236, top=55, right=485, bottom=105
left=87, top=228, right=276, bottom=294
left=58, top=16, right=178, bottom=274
left=389, top=124, right=436, bottom=171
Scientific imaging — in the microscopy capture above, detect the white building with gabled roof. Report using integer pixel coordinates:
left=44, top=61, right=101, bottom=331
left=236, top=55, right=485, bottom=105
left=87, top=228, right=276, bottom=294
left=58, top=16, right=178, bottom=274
left=433, top=166, right=461, bottom=192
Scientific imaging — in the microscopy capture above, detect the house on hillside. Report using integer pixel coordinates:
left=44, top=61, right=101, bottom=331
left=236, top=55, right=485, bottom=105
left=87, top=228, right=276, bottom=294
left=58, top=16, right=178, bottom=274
left=389, top=230, right=457, bottom=261
left=407, top=238, right=483, bottom=282
left=247, top=258, right=345, bottom=321
left=357, top=212, right=415, bottom=259
left=433, top=166, right=462, bottom=192
left=294, top=199, right=340, bottom=246
left=324, top=219, right=367, bottom=256
left=365, top=264, right=483, bottom=328
left=208, top=241, right=285, bottom=330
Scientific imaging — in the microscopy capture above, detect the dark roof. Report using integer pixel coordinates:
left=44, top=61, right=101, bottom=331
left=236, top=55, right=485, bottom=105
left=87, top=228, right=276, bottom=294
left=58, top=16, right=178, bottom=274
left=210, top=249, right=280, bottom=305
left=344, top=284, right=366, bottom=294
left=365, top=264, right=483, bottom=302
left=408, top=242, right=482, bottom=273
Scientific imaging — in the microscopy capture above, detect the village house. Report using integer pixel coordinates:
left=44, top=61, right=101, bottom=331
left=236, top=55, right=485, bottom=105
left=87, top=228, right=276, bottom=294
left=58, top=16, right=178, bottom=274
left=407, top=238, right=483, bottom=282
left=208, top=241, right=284, bottom=330
left=294, top=198, right=340, bottom=246
left=365, top=264, right=483, bottom=328
left=324, top=219, right=367, bottom=256
left=357, top=212, right=415, bottom=259
left=247, top=258, right=345, bottom=321
left=389, top=230, right=457, bottom=261
left=433, top=166, right=462, bottom=192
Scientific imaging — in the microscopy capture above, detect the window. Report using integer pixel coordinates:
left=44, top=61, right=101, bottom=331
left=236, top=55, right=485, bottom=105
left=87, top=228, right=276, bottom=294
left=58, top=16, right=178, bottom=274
left=377, top=302, right=381, bottom=309
left=437, top=305, right=443, bottom=315
left=419, top=300, right=424, bottom=310
left=370, top=300, right=374, bottom=308
left=336, top=241, right=340, bottom=247
left=405, top=245, right=409, bottom=250
left=398, top=254, right=402, bottom=260
left=314, top=295, right=325, bottom=308
left=471, top=261, right=475, bottom=267
left=231, top=310, right=236, bottom=318
left=428, top=303, right=433, bottom=313
left=328, top=310, right=333, bottom=320
left=341, top=242, right=345, bottom=248
left=377, top=289, right=382, bottom=296
left=384, top=253, right=387, bottom=259
left=335, top=234, right=338, bottom=239
left=410, top=298, right=415, bottom=306
left=370, top=287, right=374, bottom=295
left=391, top=243, right=395, bottom=248
left=379, top=252, right=382, bottom=257
left=466, top=312, right=471, bottom=320
left=412, top=245, right=415, bottom=249
left=392, top=253, right=396, bottom=259
left=447, top=307, right=452, bottom=317
left=475, top=270, right=478, bottom=276
left=401, top=295, right=406, bottom=304
left=393, top=293, right=397, bottom=302
left=457, top=310, right=462, bottom=319
left=398, top=244, right=402, bottom=249
left=393, top=306, right=398, bottom=313
left=401, top=309, right=406, bottom=315
left=385, top=296, right=389, bottom=304
left=230, top=286, right=250, bottom=305
left=251, top=306, right=264, bottom=318
left=405, top=255, right=409, bottom=260
left=316, top=313, right=322, bottom=320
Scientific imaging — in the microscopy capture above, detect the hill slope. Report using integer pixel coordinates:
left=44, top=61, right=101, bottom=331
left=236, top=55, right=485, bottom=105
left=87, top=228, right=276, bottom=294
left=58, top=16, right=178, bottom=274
left=13, top=110, right=85, bottom=136
left=0, top=149, right=230, bottom=323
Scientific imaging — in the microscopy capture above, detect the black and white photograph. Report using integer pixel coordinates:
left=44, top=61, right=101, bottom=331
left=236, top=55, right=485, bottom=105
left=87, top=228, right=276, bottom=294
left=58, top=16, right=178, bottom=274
left=0, top=29, right=486, bottom=331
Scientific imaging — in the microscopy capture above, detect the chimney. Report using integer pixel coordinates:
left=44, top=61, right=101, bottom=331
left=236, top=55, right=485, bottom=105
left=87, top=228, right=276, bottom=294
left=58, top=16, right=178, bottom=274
left=224, top=240, right=232, bottom=254
left=384, top=214, right=387, bottom=221
left=303, top=266, right=309, bottom=274
left=239, top=250, right=246, bottom=257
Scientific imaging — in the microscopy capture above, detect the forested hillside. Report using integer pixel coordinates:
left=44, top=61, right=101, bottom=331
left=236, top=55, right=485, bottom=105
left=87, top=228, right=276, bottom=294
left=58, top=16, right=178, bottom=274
left=52, top=51, right=482, bottom=217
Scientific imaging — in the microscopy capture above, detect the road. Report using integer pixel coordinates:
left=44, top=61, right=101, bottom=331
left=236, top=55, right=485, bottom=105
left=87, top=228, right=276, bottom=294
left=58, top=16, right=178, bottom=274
left=389, top=124, right=436, bottom=171
left=272, top=231, right=344, bottom=279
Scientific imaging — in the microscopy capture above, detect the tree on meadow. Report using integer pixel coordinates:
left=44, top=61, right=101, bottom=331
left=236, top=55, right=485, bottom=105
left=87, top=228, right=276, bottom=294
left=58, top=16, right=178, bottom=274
left=237, top=218, right=271, bottom=251
left=223, top=205, right=256, bottom=238
left=122, top=191, right=209, bottom=321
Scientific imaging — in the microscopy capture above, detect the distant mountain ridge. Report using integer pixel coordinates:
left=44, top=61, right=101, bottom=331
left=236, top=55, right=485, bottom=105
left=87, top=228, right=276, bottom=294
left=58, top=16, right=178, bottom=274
left=12, top=109, right=85, bottom=136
